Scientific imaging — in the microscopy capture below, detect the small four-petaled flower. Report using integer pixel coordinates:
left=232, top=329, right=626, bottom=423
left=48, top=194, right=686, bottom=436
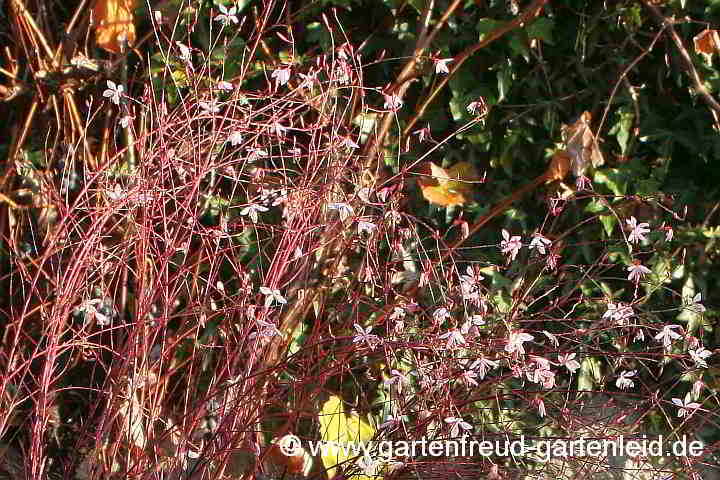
left=103, top=80, right=124, bottom=105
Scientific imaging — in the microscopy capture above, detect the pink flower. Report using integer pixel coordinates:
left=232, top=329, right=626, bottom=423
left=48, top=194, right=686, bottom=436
left=271, top=66, right=291, bottom=87
left=603, top=302, right=634, bottom=326
left=505, top=331, right=534, bottom=355
left=414, top=125, right=432, bottom=143
left=557, top=353, right=581, bottom=373
left=627, top=216, right=650, bottom=244
left=383, top=93, right=403, bottom=111
left=672, top=396, right=700, bottom=418
left=654, top=324, right=682, bottom=349
left=353, top=324, right=380, bottom=350
left=467, top=98, right=487, bottom=116
left=616, top=370, right=636, bottom=390
left=532, top=397, right=546, bottom=418
left=500, top=229, right=522, bottom=261
left=444, top=416, right=472, bottom=437
left=529, top=233, right=552, bottom=255
left=689, top=347, right=712, bottom=368
left=627, top=262, right=651, bottom=283
left=434, top=57, right=453, bottom=74
left=464, top=356, right=498, bottom=380
left=439, top=328, right=466, bottom=349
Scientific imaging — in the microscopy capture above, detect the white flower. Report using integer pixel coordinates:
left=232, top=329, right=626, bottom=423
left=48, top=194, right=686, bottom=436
left=383, top=93, right=403, bottom=111
left=228, top=130, right=243, bottom=146
left=340, top=136, right=360, bottom=149
left=467, top=98, right=487, bottom=116
left=672, top=396, right=700, bottom=418
left=603, top=302, right=634, bottom=326
left=240, top=204, right=268, bottom=223
left=439, top=328, right=466, bottom=349
left=103, top=80, right=124, bottom=105
left=414, top=125, right=432, bottom=143
left=500, top=229, right=522, bottom=262
left=357, top=220, right=377, bottom=236
left=654, top=324, right=682, bottom=349
left=246, top=147, right=268, bottom=161
left=249, top=318, right=282, bottom=340
left=542, top=330, right=559, bottom=347
left=627, top=262, right=651, bottom=283
left=689, top=347, right=712, bottom=368
left=357, top=454, right=381, bottom=476
left=459, top=368, right=478, bottom=387
left=433, top=307, right=451, bottom=324
left=214, top=3, right=238, bottom=25
left=444, top=416, right=472, bottom=438
left=459, top=265, right=483, bottom=288
left=459, top=266, right=483, bottom=302
left=273, top=122, right=287, bottom=138
left=353, top=324, right=379, bottom=350
left=271, top=66, right=291, bottom=87
left=664, top=225, right=674, bottom=242
left=106, top=184, right=126, bottom=201
left=259, top=287, right=287, bottom=307
left=385, top=369, right=411, bottom=394
left=529, top=233, right=552, bottom=255
left=328, top=202, right=354, bottom=221
left=119, top=115, right=133, bottom=128
left=75, top=298, right=111, bottom=326
left=176, top=41, right=191, bottom=62
left=627, top=216, right=650, bottom=244
left=434, top=57, right=453, bottom=74
left=390, top=307, right=406, bottom=321
left=505, top=331, right=534, bottom=355
left=379, top=413, right=404, bottom=432
left=687, top=292, right=706, bottom=314
left=616, top=370, right=636, bottom=390
left=298, top=70, right=318, bottom=89
left=217, top=80, right=234, bottom=90
left=557, top=353, right=581, bottom=373
left=199, top=100, right=220, bottom=114
left=465, top=356, right=498, bottom=380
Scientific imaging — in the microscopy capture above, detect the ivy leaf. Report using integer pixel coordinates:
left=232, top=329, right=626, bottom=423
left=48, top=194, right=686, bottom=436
left=526, top=17, right=555, bottom=45
left=319, top=395, right=378, bottom=479
left=417, top=161, right=481, bottom=207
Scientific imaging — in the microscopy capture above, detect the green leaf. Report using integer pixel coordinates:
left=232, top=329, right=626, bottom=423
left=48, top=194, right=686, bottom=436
left=599, top=214, right=617, bottom=237
left=508, top=32, right=530, bottom=61
left=476, top=18, right=507, bottom=42
left=578, top=357, right=603, bottom=391
left=594, top=168, right=627, bottom=196
left=497, top=64, right=513, bottom=103
left=608, top=108, right=634, bottom=155
left=526, top=17, right=555, bottom=45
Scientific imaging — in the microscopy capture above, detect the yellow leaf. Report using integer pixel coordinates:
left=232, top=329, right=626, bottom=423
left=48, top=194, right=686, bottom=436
left=94, top=0, right=136, bottom=54
left=418, top=161, right=480, bottom=206
left=319, top=395, right=379, bottom=480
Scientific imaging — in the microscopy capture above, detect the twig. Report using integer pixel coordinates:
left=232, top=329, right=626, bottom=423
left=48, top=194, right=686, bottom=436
left=643, top=1, right=720, bottom=126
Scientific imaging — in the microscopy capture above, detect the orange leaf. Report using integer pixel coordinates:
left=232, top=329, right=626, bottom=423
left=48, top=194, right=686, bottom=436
left=694, top=29, right=720, bottom=56
left=94, top=0, right=136, bottom=54
left=545, top=150, right=571, bottom=182
left=418, top=161, right=480, bottom=207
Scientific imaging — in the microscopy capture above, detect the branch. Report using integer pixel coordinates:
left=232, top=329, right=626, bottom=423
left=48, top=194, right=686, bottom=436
left=643, top=1, right=720, bottom=121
